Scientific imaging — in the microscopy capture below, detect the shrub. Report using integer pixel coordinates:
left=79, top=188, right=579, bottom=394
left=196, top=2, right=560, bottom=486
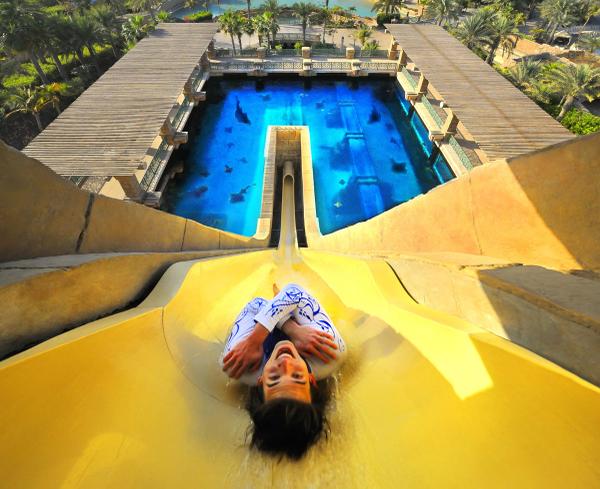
left=22, top=61, right=57, bottom=78
left=376, top=13, right=405, bottom=27
left=185, top=10, right=213, bottom=22
left=560, top=109, right=600, bottom=135
left=294, top=41, right=303, bottom=52
left=2, top=73, right=37, bottom=88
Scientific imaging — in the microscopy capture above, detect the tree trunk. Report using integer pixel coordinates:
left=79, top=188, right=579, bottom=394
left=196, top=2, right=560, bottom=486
left=238, top=35, right=243, bottom=52
left=272, top=29, right=277, bottom=45
left=111, top=42, right=121, bottom=58
left=33, top=112, right=43, bottom=132
left=230, top=33, right=237, bottom=55
left=557, top=95, right=574, bottom=121
left=29, top=51, right=49, bottom=85
left=247, top=0, right=251, bottom=18
left=51, top=52, right=69, bottom=82
left=76, top=49, right=86, bottom=66
left=486, top=39, right=499, bottom=64
left=87, top=44, right=102, bottom=75
left=437, top=17, right=443, bottom=26
left=302, top=22, right=307, bottom=43
left=258, top=33, right=263, bottom=46
left=547, top=22, right=557, bottom=43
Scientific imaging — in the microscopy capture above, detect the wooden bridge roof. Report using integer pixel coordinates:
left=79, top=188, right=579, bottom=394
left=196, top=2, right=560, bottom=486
left=24, top=23, right=217, bottom=177
left=386, top=24, right=574, bottom=160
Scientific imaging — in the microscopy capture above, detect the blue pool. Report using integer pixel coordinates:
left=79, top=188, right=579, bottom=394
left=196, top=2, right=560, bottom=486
left=161, top=76, right=453, bottom=236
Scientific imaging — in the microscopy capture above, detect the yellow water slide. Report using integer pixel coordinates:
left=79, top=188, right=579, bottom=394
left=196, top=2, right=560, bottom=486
left=1, top=165, right=599, bottom=488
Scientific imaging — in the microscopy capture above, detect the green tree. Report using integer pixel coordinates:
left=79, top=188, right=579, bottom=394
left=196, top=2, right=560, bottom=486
left=361, top=39, right=380, bottom=55
left=219, top=10, right=243, bottom=54
left=509, top=59, right=542, bottom=90
left=4, top=86, right=59, bottom=132
left=423, top=0, right=462, bottom=26
left=0, top=0, right=50, bottom=84
left=544, top=63, right=600, bottom=120
left=69, top=13, right=104, bottom=75
left=261, top=0, right=281, bottom=16
left=573, top=0, right=600, bottom=27
left=371, top=0, right=404, bottom=15
left=577, top=32, right=600, bottom=52
left=121, top=14, right=151, bottom=44
left=485, top=13, right=522, bottom=64
left=292, top=2, right=317, bottom=44
left=539, top=0, right=576, bottom=43
left=455, top=9, right=493, bottom=50
left=92, top=5, right=123, bottom=56
left=43, top=14, right=71, bottom=82
left=127, top=0, right=161, bottom=21
left=356, top=26, right=372, bottom=45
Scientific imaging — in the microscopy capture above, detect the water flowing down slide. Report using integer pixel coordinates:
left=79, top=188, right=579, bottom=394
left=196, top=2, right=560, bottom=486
left=1, top=165, right=599, bottom=487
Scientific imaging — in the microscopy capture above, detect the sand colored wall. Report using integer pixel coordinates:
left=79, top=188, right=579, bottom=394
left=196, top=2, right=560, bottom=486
left=0, top=250, right=246, bottom=358
left=0, top=141, right=268, bottom=263
left=308, top=132, right=600, bottom=270
left=387, top=252, right=600, bottom=385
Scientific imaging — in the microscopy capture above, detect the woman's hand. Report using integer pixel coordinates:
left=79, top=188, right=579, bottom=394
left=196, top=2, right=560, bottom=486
left=283, top=319, right=338, bottom=363
left=222, top=324, right=269, bottom=379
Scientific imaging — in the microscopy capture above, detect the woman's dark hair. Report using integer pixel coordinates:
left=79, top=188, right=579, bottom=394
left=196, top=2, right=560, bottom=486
left=246, top=381, right=329, bottom=460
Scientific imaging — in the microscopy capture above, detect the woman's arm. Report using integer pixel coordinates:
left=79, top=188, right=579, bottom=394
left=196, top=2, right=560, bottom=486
left=222, top=322, right=269, bottom=380
left=282, top=318, right=338, bottom=364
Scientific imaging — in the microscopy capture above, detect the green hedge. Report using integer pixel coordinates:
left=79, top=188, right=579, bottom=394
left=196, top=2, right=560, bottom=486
left=184, top=11, right=213, bottom=22
left=2, top=73, right=37, bottom=88
left=376, top=14, right=406, bottom=27
left=561, top=109, right=600, bottom=135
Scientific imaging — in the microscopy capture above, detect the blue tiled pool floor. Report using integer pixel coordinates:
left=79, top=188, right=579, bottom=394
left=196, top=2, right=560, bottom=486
left=161, top=77, right=447, bottom=236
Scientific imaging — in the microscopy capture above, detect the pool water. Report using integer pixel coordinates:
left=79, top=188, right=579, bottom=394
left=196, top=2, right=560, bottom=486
left=161, top=76, right=452, bottom=236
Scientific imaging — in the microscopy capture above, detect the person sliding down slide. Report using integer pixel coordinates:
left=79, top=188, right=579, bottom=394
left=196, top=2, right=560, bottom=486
left=219, top=283, right=346, bottom=459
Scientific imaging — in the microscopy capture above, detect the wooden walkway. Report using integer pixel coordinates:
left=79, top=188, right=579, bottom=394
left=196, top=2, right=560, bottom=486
left=386, top=24, right=574, bottom=160
left=24, top=23, right=217, bottom=177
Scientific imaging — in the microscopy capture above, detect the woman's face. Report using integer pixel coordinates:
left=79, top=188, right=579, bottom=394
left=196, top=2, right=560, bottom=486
left=261, top=340, right=312, bottom=403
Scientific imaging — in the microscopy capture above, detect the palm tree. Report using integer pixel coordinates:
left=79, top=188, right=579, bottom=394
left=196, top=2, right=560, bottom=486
left=577, top=32, right=600, bottom=53
left=423, top=0, right=461, bottom=26
left=292, top=3, right=316, bottom=44
left=122, top=14, right=151, bottom=44
left=127, top=0, right=160, bottom=21
left=539, top=0, right=576, bottom=43
left=362, top=39, right=380, bottom=56
left=486, top=14, right=522, bottom=65
left=243, top=17, right=255, bottom=46
left=4, top=86, right=57, bottom=132
left=509, top=59, right=542, bottom=90
left=0, top=0, right=50, bottom=84
left=356, top=26, right=371, bottom=46
left=455, top=9, right=493, bottom=50
left=575, top=0, right=600, bottom=27
left=252, top=14, right=268, bottom=46
left=261, top=0, right=281, bottom=16
left=92, top=5, right=123, bottom=57
left=371, top=0, right=404, bottom=15
left=544, top=63, right=600, bottom=120
left=219, top=10, right=242, bottom=54
left=263, top=11, right=280, bottom=46
left=42, top=15, right=71, bottom=83
left=70, top=13, right=104, bottom=75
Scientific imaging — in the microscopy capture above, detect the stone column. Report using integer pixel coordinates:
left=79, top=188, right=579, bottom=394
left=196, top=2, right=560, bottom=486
left=442, top=110, right=459, bottom=136
left=397, top=48, right=407, bottom=72
left=207, top=40, right=216, bottom=60
left=388, top=40, right=399, bottom=60
left=346, top=46, right=355, bottom=59
left=116, top=175, right=144, bottom=201
left=417, top=73, right=429, bottom=95
left=302, top=46, right=311, bottom=59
